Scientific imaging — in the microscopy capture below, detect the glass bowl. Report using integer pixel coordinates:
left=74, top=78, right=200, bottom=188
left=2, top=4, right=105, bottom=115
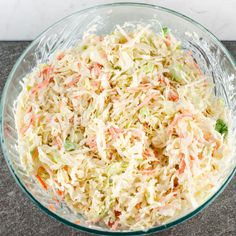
left=1, top=2, right=236, bottom=235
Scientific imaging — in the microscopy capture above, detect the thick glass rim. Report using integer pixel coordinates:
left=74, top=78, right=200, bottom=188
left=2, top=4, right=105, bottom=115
left=1, top=2, right=235, bottom=235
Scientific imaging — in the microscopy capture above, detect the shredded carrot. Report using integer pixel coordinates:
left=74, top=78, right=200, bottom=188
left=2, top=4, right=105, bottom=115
left=74, top=220, right=80, bottom=224
left=140, top=169, right=156, bottom=175
left=108, top=126, right=123, bottom=139
left=63, top=165, right=69, bottom=171
left=26, top=106, right=32, bottom=113
left=136, top=93, right=157, bottom=112
left=143, top=148, right=153, bottom=159
left=93, top=63, right=103, bottom=77
left=67, top=75, right=81, bottom=87
left=179, top=154, right=186, bottom=174
left=114, top=210, right=121, bottom=218
left=20, top=115, right=35, bottom=135
left=164, top=35, right=171, bottom=47
left=56, top=136, right=62, bottom=149
left=73, top=95, right=81, bottom=99
left=31, top=77, right=50, bottom=94
left=57, top=189, right=64, bottom=196
left=158, top=74, right=170, bottom=86
left=40, top=66, right=53, bottom=78
left=52, top=197, right=60, bottom=203
left=135, top=202, right=142, bottom=210
left=190, top=155, right=195, bottom=161
left=32, top=147, right=39, bottom=160
left=198, top=152, right=203, bottom=159
left=32, top=66, right=53, bottom=94
left=108, top=219, right=119, bottom=229
left=168, top=90, right=179, bottom=102
left=108, top=221, right=114, bottom=228
left=212, top=143, right=220, bottom=157
left=36, top=175, right=48, bottom=190
left=127, top=83, right=153, bottom=92
left=193, top=62, right=203, bottom=76
left=20, top=124, right=30, bottom=135
left=168, top=113, right=193, bottom=135
left=85, top=137, right=97, bottom=149
left=48, top=204, right=56, bottom=212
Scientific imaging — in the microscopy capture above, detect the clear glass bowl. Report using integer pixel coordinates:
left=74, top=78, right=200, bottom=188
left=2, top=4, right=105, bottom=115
left=1, top=2, right=236, bottom=235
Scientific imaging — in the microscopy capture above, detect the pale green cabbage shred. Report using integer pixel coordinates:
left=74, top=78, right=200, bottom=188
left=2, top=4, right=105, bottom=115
left=15, top=25, right=233, bottom=230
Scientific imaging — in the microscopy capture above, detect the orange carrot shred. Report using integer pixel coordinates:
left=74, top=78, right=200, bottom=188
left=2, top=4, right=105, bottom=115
left=26, top=106, right=32, bottom=113
left=52, top=197, right=60, bottom=203
left=193, top=62, right=203, bottom=75
left=20, top=116, right=35, bottom=135
left=114, top=210, right=121, bottom=218
left=32, top=66, right=53, bottom=94
left=164, top=35, right=171, bottom=47
left=93, top=63, right=103, bottom=76
left=56, top=136, right=62, bottom=149
left=32, top=147, right=39, bottom=160
left=67, top=75, right=81, bottom=87
left=190, top=155, right=195, bottom=161
left=48, top=204, right=56, bottom=212
left=36, top=175, right=48, bottom=190
left=168, top=90, right=179, bottom=102
left=198, top=153, right=203, bottom=159
left=108, top=221, right=115, bottom=228
left=135, top=202, right=142, bottom=210
left=57, top=189, right=64, bottom=196
left=179, top=155, right=186, bottom=174
left=63, top=165, right=68, bottom=171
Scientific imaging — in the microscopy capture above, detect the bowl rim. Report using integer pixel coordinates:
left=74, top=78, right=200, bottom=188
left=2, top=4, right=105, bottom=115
left=1, top=2, right=236, bottom=235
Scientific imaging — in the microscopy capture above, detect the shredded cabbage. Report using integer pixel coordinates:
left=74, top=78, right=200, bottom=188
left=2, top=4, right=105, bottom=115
left=15, top=25, right=233, bottom=230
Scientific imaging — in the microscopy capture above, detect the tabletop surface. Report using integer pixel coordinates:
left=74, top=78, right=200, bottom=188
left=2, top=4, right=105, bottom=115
left=0, top=41, right=235, bottom=236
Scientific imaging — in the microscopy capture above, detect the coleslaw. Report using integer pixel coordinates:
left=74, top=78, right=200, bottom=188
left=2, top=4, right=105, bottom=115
left=15, top=25, right=233, bottom=230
